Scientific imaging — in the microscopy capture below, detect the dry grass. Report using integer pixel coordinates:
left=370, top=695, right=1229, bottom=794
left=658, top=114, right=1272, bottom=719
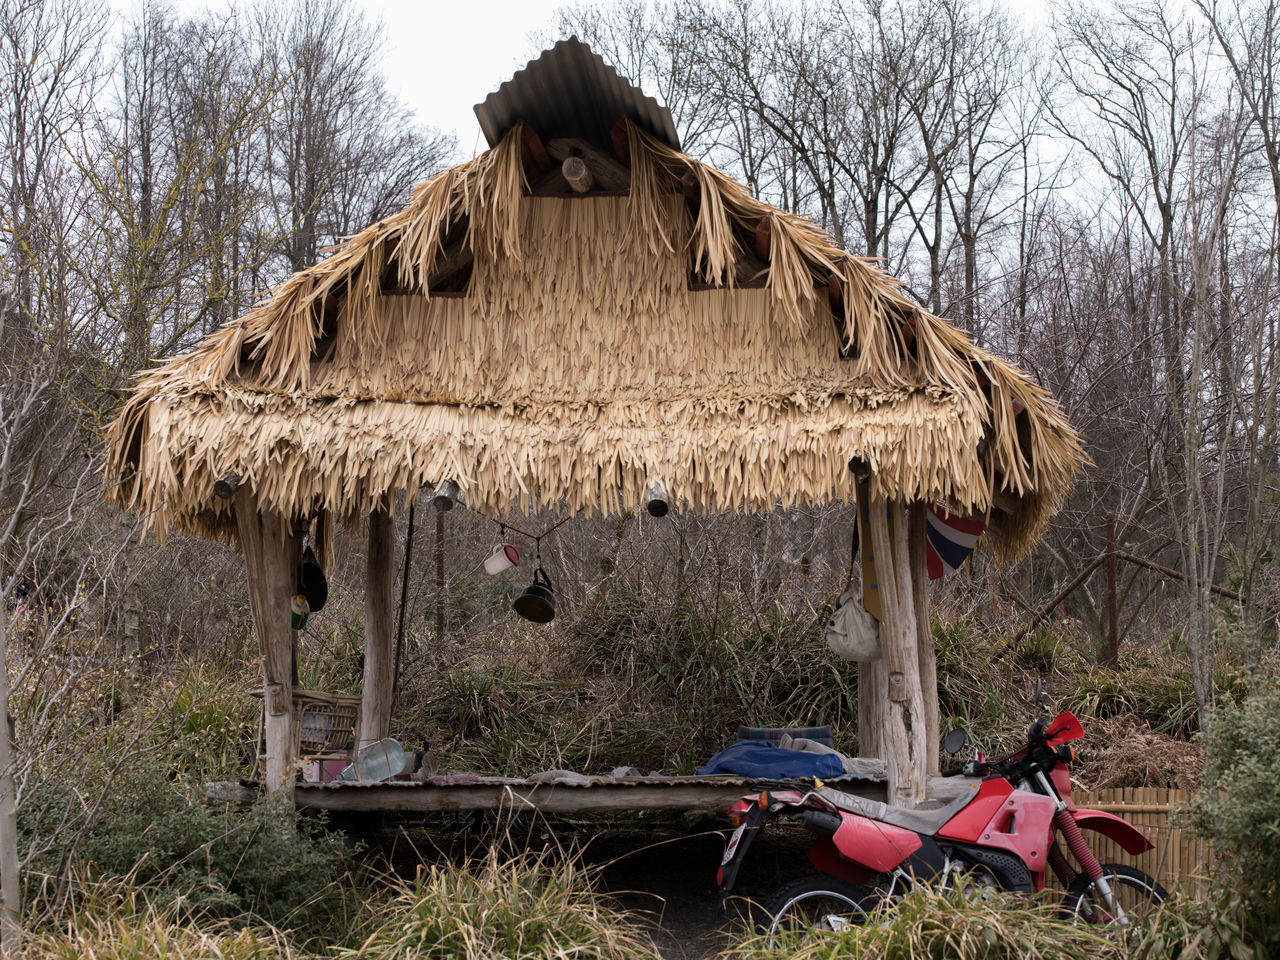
left=728, top=886, right=1116, bottom=960
left=21, top=853, right=661, bottom=960
left=726, top=885, right=1264, bottom=960
left=23, top=885, right=297, bottom=960
left=1073, top=716, right=1202, bottom=791
left=338, top=850, right=658, bottom=960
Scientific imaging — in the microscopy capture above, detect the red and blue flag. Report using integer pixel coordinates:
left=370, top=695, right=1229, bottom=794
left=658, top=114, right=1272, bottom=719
left=925, top=505, right=987, bottom=579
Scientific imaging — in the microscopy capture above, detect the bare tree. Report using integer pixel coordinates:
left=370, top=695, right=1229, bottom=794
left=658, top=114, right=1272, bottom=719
left=73, top=5, right=282, bottom=374
left=257, top=0, right=455, bottom=275
left=939, top=1, right=1026, bottom=336
left=1196, top=0, right=1280, bottom=632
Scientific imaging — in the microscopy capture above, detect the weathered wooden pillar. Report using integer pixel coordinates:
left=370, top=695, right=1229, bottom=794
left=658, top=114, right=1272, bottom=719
left=234, top=490, right=298, bottom=797
left=857, top=657, right=885, bottom=759
left=867, top=497, right=929, bottom=807
left=909, top=503, right=940, bottom=774
left=854, top=498, right=884, bottom=759
left=360, top=509, right=396, bottom=748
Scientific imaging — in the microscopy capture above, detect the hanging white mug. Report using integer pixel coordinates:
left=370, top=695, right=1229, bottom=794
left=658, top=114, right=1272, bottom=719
left=483, top=543, right=520, bottom=575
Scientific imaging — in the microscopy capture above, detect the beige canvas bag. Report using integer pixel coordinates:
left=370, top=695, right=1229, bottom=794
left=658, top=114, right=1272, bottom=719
left=825, top=580, right=881, bottom=661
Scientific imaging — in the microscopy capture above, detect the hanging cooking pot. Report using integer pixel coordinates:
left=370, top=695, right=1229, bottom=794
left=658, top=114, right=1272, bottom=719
left=297, top=545, right=328, bottom=612
left=513, top=567, right=556, bottom=623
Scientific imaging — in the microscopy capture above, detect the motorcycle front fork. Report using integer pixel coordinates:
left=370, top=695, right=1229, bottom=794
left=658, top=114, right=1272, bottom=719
left=1035, top=771, right=1126, bottom=923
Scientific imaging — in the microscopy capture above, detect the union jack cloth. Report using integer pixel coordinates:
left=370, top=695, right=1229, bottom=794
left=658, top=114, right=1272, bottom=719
left=925, top=505, right=987, bottom=579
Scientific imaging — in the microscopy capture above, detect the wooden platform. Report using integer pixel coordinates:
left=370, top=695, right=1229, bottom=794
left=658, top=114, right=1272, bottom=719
left=210, top=771, right=974, bottom=816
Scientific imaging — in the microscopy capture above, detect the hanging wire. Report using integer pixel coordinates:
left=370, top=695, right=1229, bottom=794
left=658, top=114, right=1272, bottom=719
left=497, top=514, right=574, bottom=544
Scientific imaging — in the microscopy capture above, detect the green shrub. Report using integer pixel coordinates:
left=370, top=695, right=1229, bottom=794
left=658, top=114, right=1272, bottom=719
left=409, top=582, right=859, bottom=776
left=1069, top=661, right=1199, bottom=738
left=19, top=761, right=347, bottom=926
left=1125, top=887, right=1266, bottom=960
left=1185, top=664, right=1280, bottom=949
left=157, top=663, right=258, bottom=780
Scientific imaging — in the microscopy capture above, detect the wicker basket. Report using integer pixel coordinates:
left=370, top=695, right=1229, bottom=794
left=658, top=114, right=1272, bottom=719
left=252, top=689, right=361, bottom=780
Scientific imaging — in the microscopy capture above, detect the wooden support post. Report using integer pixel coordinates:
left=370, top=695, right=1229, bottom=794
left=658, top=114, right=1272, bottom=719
left=234, top=490, right=298, bottom=796
left=858, top=658, right=885, bottom=759
left=909, top=503, right=940, bottom=774
left=360, top=510, right=396, bottom=747
left=854, top=502, right=883, bottom=759
left=435, top=510, right=446, bottom=644
left=867, top=497, right=928, bottom=807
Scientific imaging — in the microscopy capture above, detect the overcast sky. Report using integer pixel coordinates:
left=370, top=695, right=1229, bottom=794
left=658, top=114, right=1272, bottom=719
left=158, top=0, right=1049, bottom=160
left=371, top=0, right=566, bottom=156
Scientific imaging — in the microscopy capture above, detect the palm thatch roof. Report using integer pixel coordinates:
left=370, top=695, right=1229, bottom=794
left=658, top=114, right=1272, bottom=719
left=104, top=46, right=1084, bottom=562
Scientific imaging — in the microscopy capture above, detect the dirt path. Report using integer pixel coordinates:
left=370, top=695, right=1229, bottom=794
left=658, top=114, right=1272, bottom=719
left=586, top=824, right=813, bottom=960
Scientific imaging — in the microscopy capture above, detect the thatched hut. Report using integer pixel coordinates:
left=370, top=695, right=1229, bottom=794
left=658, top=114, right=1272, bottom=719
left=104, top=39, right=1085, bottom=806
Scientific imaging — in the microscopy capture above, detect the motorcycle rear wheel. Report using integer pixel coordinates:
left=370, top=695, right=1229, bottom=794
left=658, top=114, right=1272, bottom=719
left=1060, top=863, right=1168, bottom=925
left=758, top=873, right=875, bottom=943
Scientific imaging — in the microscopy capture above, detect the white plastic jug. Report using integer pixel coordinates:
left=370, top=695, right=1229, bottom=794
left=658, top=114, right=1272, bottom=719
left=335, top=737, right=406, bottom=782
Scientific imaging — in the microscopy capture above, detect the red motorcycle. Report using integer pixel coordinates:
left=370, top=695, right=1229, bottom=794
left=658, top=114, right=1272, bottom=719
left=718, top=709, right=1167, bottom=936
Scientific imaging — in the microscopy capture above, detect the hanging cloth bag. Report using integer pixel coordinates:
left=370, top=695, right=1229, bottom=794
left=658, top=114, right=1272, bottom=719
left=825, top=515, right=880, bottom=661
left=825, top=580, right=881, bottom=661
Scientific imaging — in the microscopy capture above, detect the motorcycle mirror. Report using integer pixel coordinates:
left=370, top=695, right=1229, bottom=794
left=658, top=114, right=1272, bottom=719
left=943, top=728, right=969, bottom=756
left=1034, top=677, right=1044, bottom=706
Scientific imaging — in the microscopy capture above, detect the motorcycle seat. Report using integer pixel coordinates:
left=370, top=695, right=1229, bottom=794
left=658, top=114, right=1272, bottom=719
left=816, top=780, right=982, bottom=835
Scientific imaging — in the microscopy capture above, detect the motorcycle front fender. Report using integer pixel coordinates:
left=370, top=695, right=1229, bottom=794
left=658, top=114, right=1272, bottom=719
left=1072, top=807, right=1154, bottom=856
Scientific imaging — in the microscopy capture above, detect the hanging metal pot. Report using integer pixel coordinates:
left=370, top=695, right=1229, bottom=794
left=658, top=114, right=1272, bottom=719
left=297, top=544, right=328, bottom=612
left=513, top=567, right=556, bottom=623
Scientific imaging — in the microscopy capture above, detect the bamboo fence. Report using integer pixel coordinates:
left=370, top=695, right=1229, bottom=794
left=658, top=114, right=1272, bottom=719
left=1054, top=787, right=1213, bottom=895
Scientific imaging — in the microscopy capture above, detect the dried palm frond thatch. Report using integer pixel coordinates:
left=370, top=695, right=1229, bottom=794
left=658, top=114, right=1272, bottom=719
left=105, top=121, right=1085, bottom=560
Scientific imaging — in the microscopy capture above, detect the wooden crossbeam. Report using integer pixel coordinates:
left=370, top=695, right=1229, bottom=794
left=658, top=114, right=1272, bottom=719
left=562, top=156, right=594, bottom=193
left=545, top=138, right=631, bottom=191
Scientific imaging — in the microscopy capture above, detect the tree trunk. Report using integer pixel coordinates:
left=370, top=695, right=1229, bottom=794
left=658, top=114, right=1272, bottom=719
left=0, top=617, right=22, bottom=958
left=234, top=490, right=297, bottom=797
left=360, top=510, right=396, bottom=747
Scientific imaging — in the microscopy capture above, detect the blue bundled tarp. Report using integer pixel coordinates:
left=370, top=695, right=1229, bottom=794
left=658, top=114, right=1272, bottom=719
left=696, top=740, right=845, bottom=779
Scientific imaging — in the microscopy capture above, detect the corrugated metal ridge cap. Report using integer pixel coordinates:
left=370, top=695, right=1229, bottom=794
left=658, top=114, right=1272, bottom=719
left=474, top=36, right=681, bottom=151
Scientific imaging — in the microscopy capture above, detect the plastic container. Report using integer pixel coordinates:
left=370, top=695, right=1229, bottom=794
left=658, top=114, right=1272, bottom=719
left=334, top=737, right=406, bottom=782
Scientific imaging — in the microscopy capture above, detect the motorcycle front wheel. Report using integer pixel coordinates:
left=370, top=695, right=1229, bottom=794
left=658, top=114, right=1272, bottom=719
left=758, top=873, right=875, bottom=943
left=1060, top=863, right=1168, bottom=926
